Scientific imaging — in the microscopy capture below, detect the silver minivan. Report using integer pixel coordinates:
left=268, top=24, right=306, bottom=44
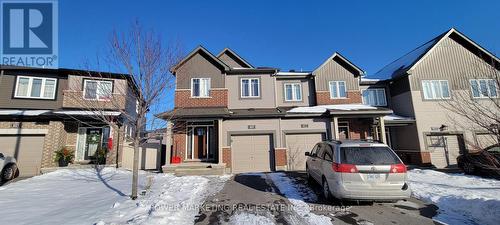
left=305, top=140, right=411, bottom=201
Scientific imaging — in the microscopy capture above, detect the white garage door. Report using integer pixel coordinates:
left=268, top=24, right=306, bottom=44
left=231, top=134, right=272, bottom=173
left=0, top=135, right=45, bottom=177
left=427, top=134, right=463, bottom=168
left=286, top=133, right=325, bottom=171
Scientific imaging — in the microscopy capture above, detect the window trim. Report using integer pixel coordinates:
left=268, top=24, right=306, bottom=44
left=240, top=77, right=260, bottom=98
left=469, top=79, right=498, bottom=99
left=14, top=76, right=58, bottom=100
left=421, top=80, right=451, bottom=100
left=362, top=88, right=387, bottom=106
left=329, top=81, right=347, bottom=99
left=83, top=79, right=114, bottom=101
left=284, top=83, right=302, bottom=102
left=190, top=78, right=211, bottom=98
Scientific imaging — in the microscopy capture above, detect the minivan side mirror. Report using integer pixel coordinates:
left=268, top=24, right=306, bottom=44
left=0, top=153, right=4, bottom=158
left=304, top=152, right=310, bottom=156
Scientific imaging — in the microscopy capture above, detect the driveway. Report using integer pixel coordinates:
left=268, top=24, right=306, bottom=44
left=195, top=172, right=440, bottom=225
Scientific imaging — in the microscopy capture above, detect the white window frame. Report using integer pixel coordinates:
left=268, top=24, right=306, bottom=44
left=362, top=88, right=387, bottom=106
left=83, top=79, right=114, bottom=101
left=191, top=78, right=211, bottom=98
left=422, top=80, right=451, bottom=100
left=284, top=83, right=302, bottom=102
left=241, top=78, right=260, bottom=98
left=329, top=81, right=347, bottom=99
left=14, top=76, right=57, bottom=100
left=469, top=79, right=498, bottom=99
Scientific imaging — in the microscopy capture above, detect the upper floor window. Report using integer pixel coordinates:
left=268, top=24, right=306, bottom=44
left=241, top=78, right=260, bottom=98
left=422, top=80, right=450, bottom=100
left=470, top=79, right=497, bottom=98
left=284, top=83, right=302, bottom=101
left=14, top=76, right=57, bottom=99
left=84, top=79, right=113, bottom=101
left=329, top=81, right=346, bottom=99
left=362, top=88, right=387, bottom=106
left=191, top=78, right=210, bottom=97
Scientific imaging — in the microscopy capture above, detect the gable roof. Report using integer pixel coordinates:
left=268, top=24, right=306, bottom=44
left=313, top=52, right=365, bottom=76
left=216, top=48, right=254, bottom=68
left=370, top=28, right=500, bottom=80
left=170, top=46, right=230, bottom=75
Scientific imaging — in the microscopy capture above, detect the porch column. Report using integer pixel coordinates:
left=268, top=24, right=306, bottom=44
left=164, top=121, right=172, bottom=165
left=218, top=119, right=223, bottom=164
left=333, top=117, right=340, bottom=140
left=379, top=116, right=387, bottom=144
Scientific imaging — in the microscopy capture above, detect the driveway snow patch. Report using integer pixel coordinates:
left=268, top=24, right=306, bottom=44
left=226, top=212, right=275, bottom=225
left=0, top=167, right=229, bottom=225
left=408, top=169, right=500, bottom=225
left=268, top=173, right=332, bottom=225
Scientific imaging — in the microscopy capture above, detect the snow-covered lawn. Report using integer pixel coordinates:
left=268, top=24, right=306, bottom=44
left=0, top=167, right=229, bottom=225
left=408, top=169, right=500, bottom=225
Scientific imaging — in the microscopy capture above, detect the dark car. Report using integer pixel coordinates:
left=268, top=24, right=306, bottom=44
left=457, top=144, right=500, bottom=178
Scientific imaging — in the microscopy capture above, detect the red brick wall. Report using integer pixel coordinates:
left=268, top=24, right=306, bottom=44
left=316, top=91, right=362, bottom=105
left=172, top=122, right=186, bottom=162
left=275, top=148, right=287, bottom=167
left=175, top=89, right=228, bottom=108
left=396, top=151, right=432, bottom=165
left=222, top=147, right=231, bottom=168
left=344, top=119, right=370, bottom=139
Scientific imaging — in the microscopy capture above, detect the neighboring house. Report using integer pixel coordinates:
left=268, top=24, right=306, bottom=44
left=366, top=28, right=500, bottom=168
left=0, top=66, right=140, bottom=177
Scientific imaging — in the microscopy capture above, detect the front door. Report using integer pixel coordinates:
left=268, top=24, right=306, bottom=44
left=193, top=127, right=207, bottom=159
left=85, top=128, right=102, bottom=160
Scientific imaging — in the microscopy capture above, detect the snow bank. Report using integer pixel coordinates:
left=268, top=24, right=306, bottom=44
left=407, top=169, right=500, bottom=225
left=226, top=212, right=275, bottom=225
left=0, top=168, right=230, bottom=225
left=268, top=173, right=332, bottom=225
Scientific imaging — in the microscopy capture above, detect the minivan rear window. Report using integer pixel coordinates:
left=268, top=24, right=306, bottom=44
left=340, top=147, right=401, bottom=165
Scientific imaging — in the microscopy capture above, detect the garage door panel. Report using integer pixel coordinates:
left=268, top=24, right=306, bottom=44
left=231, top=135, right=271, bottom=173
left=286, top=133, right=324, bottom=171
left=0, top=135, right=45, bottom=177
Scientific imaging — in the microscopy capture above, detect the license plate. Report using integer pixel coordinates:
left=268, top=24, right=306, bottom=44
left=366, top=173, right=381, bottom=181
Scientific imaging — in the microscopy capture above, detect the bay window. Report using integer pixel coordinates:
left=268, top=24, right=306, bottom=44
left=14, top=76, right=57, bottom=99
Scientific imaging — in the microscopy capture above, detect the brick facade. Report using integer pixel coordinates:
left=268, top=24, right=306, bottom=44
left=342, top=118, right=371, bottom=139
left=316, top=91, right=362, bottom=105
left=222, top=147, right=231, bottom=168
left=174, top=89, right=228, bottom=108
left=274, top=148, right=287, bottom=167
left=172, top=122, right=187, bottom=161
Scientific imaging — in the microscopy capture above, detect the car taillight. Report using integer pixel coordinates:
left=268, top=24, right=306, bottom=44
left=332, top=163, right=358, bottom=173
left=390, top=163, right=407, bottom=173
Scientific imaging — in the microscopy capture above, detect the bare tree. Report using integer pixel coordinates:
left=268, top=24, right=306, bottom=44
left=440, top=52, right=500, bottom=150
left=66, top=21, right=182, bottom=199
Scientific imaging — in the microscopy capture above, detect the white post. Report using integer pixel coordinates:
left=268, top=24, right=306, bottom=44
left=164, top=121, right=172, bottom=165
left=218, top=119, right=223, bottom=165
left=333, top=117, right=339, bottom=140
left=379, top=116, right=387, bottom=144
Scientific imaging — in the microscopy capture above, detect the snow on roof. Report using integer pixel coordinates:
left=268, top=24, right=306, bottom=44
left=360, top=77, right=383, bottom=83
left=275, top=71, right=311, bottom=76
left=53, top=111, right=121, bottom=116
left=287, top=104, right=378, bottom=114
left=0, top=110, right=50, bottom=116
left=383, top=114, right=414, bottom=121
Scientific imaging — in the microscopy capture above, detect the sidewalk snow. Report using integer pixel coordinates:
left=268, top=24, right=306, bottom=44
left=226, top=212, right=275, bottom=225
left=407, top=169, right=500, bottom=225
left=0, top=167, right=229, bottom=225
left=268, top=173, right=332, bottom=225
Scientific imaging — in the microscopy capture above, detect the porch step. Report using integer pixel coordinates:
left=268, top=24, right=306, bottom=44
left=162, top=163, right=226, bottom=176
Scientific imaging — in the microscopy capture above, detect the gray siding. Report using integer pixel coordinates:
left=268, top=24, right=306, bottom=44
left=226, top=74, right=276, bottom=109
left=276, top=78, right=315, bottom=107
left=175, top=52, right=225, bottom=89
left=218, top=52, right=249, bottom=68
left=0, top=73, right=65, bottom=109
left=314, top=58, right=359, bottom=91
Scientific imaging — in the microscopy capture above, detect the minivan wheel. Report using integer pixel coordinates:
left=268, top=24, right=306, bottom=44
left=462, top=162, right=475, bottom=174
left=1, top=164, right=17, bottom=181
left=322, top=178, right=332, bottom=201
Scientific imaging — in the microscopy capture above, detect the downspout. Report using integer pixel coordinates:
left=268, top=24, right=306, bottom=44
left=115, top=124, right=121, bottom=168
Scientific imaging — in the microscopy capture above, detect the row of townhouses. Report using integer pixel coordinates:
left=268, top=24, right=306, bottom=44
left=160, top=28, right=500, bottom=174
